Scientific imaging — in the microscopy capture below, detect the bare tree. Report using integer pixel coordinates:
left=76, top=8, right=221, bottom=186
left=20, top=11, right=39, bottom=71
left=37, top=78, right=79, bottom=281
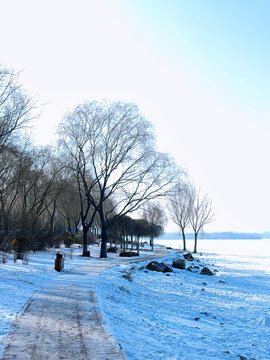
left=56, top=178, right=81, bottom=234
left=0, top=67, right=35, bottom=150
left=143, top=203, right=167, bottom=250
left=14, top=146, right=64, bottom=248
left=189, top=187, right=213, bottom=253
left=58, top=101, right=181, bottom=258
left=168, top=182, right=192, bottom=251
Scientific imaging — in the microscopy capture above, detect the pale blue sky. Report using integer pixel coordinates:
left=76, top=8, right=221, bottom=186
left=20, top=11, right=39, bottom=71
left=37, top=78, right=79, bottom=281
left=0, top=0, right=269, bottom=232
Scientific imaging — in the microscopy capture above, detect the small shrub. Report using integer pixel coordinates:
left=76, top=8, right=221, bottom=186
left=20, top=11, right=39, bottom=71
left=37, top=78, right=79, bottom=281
left=52, top=237, right=62, bottom=248
left=63, top=237, right=74, bottom=248
left=11, top=236, right=30, bottom=259
left=107, top=247, right=118, bottom=253
left=61, top=233, right=74, bottom=248
left=1, top=253, right=8, bottom=264
left=73, top=234, right=82, bottom=244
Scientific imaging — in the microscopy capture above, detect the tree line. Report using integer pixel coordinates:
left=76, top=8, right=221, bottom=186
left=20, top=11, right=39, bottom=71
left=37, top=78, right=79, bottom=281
left=0, top=66, right=213, bottom=257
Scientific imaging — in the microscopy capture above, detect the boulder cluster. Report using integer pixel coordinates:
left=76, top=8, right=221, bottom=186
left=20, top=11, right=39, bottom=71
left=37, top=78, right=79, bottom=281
left=146, top=252, right=215, bottom=276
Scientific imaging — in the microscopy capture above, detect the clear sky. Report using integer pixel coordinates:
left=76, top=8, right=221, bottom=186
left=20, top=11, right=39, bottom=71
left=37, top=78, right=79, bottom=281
left=0, top=0, right=269, bottom=233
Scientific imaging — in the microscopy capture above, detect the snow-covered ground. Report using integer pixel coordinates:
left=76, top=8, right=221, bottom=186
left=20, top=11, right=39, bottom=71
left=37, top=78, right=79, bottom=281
left=0, top=244, right=154, bottom=354
left=96, top=240, right=270, bottom=360
left=1, top=240, right=270, bottom=359
left=0, top=245, right=93, bottom=347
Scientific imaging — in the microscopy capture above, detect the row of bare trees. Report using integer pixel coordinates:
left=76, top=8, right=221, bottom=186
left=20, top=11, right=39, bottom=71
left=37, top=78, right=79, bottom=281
left=106, top=206, right=166, bottom=255
left=168, top=182, right=213, bottom=253
left=0, top=65, right=213, bottom=256
left=0, top=67, right=82, bottom=250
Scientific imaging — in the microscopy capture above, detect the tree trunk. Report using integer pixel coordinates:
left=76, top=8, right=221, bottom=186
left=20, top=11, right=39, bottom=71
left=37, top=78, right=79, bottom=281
left=181, top=229, right=186, bottom=251
left=100, top=229, right=108, bottom=258
left=136, top=236, right=140, bottom=255
left=74, top=220, right=80, bottom=234
left=67, top=218, right=72, bottom=234
left=82, top=225, right=89, bottom=256
left=120, top=235, right=123, bottom=248
left=114, top=231, right=117, bottom=249
left=100, top=221, right=107, bottom=258
left=193, top=233, right=198, bottom=253
left=151, top=236, right=154, bottom=251
left=123, top=233, right=126, bottom=252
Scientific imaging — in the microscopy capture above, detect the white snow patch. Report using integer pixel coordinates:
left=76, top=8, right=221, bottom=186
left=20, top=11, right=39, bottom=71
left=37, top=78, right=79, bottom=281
left=253, top=315, right=270, bottom=328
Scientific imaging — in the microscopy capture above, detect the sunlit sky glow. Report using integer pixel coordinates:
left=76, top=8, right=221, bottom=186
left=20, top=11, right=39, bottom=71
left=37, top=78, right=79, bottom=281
left=1, top=0, right=269, bottom=233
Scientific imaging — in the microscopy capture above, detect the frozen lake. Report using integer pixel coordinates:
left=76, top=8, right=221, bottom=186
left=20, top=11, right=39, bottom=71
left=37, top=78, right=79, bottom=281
left=155, top=238, right=270, bottom=275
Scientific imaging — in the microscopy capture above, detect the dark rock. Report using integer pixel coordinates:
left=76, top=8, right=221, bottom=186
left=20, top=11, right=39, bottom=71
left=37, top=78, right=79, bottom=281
left=218, top=280, right=225, bottom=284
left=187, top=266, right=193, bottom=272
left=160, top=263, right=173, bottom=273
left=202, top=282, right=207, bottom=285
left=200, top=267, right=214, bottom=276
left=183, top=252, right=194, bottom=261
left=194, top=266, right=200, bottom=269
left=146, top=261, right=173, bottom=273
left=122, top=273, right=133, bottom=281
left=194, top=317, right=200, bottom=321
left=145, top=262, right=173, bottom=272
left=237, top=356, right=247, bottom=360
left=172, top=259, right=186, bottom=270
left=200, top=312, right=209, bottom=316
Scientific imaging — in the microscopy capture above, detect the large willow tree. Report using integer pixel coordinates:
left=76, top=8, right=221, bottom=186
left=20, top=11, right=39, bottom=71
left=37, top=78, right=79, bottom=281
left=58, top=101, right=181, bottom=258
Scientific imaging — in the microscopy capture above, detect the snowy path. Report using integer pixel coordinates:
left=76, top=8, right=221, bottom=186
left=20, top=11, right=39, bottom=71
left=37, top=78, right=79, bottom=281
left=1, top=249, right=166, bottom=360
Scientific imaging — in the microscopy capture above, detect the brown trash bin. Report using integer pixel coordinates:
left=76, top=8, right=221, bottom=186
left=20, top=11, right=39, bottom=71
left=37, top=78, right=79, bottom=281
left=55, top=252, right=64, bottom=272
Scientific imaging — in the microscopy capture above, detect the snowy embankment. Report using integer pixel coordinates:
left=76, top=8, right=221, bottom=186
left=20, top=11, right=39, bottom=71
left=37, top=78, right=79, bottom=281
left=96, top=249, right=270, bottom=360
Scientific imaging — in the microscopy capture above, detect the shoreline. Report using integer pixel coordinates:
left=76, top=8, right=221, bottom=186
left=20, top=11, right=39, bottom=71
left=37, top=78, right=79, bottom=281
left=97, top=247, right=270, bottom=359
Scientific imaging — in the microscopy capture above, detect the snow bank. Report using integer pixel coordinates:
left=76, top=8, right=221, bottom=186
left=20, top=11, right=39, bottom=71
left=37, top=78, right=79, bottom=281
left=97, top=250, right=270, bottom=360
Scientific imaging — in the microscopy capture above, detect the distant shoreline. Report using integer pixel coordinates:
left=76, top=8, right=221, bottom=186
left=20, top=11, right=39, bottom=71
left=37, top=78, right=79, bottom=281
left=157, top=232, right=269, bottom=240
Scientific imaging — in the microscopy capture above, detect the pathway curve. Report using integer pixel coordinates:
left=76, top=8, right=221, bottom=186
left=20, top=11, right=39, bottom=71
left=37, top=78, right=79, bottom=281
left=1, top=248, right=167, bottom=360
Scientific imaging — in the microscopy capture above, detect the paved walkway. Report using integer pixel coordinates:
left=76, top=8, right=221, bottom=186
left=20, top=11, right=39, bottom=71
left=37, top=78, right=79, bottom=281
left=1, top=249, right=167, bottom=360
